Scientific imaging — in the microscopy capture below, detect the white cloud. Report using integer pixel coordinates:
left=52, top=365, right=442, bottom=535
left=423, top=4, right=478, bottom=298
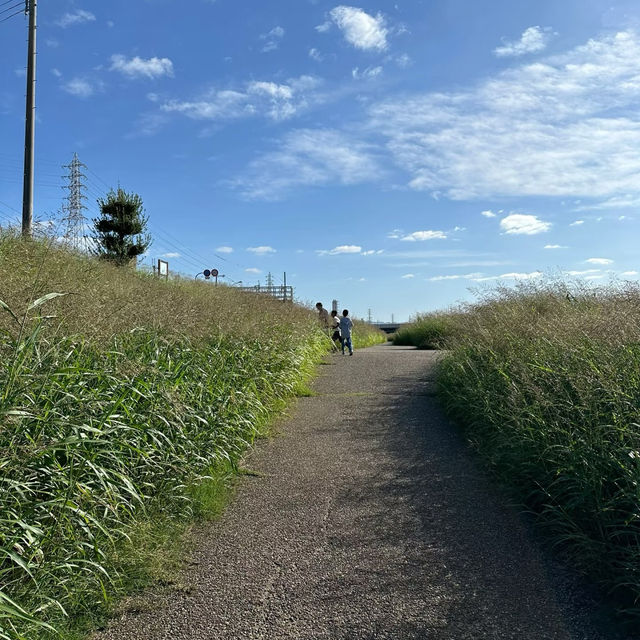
left=323, top=245, right=362, bottom=255
left=473, top=271, right=543, bottom=282
left=567, top=269, right=600, bottom=275
left=586, top=257, right=613, bottom=264
left=162, top=75, right=321, bottom=123
left=481, top=210, right=496, bottom=218
left=245, top=267, right=261, bottom=274
left=401, top=273, right=415, bottom=278
left=110, top=55, right=174, bottom=79
left=56, top=10, right=95, bottom=28
left=309, top=48, right=324, bottom=61
left=329, top=6, right=388, bottom=51
left=387, top=229, right=403, bottom=239
left=494, top=26, right=552, bottom=58
left=621, top=271, right=638, bottom=276
left=63, top=78, right=95, bottom=98
left=247, top=246, right=276, bottom=255
left=316, top=21, right=331, bottom=33
left=232, top=128, right=382, bottom=199
left=367, top=31, right=640, bottom=202
left=352, top=66, right=383, bottom=80
left=570, top=220, right=584, bottom=226
left=401, top=230, right=447, bottom=242
left=51, top=68, right=62, bottom=78
left=429, top=272, right=484, bottom=281
left=161, top=252, right=180, bottom=258
left=500, top=214, right=551, bottom=235
left=260, top=26, right=285, bottom=52
left=575, top=195, right=640, bottom=210
left=216, top=246, right=233, bottom=253
left=544, top=244, right=568, bottom=249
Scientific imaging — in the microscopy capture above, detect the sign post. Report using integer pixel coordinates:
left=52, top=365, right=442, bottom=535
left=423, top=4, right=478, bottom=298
left=157, top=259, right=169, bottom=280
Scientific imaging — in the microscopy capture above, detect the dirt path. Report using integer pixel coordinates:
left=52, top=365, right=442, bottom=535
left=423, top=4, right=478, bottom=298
left=96, top=345, right=627, bottom=640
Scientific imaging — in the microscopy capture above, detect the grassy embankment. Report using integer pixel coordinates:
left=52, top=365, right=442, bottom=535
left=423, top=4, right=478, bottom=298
left=396, top=282, right=640, bottom=623
left=0, top=234, right=384, bottom=639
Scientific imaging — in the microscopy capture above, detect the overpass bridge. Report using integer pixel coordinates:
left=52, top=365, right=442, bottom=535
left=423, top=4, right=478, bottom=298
left=371, top=322, right=407, bottom=335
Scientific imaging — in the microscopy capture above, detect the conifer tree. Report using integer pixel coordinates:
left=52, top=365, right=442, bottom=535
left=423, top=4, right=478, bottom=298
left=93, top=187, right=151, bottom=266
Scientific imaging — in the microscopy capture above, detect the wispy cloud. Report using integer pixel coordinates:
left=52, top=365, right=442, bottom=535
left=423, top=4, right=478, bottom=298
left=352, top=66, right=383, bottom=80
left=570, top=220, right=584, bottom=226
left=245, top=267, right=261, bottom=274
left=309, top=48, right=324, bottom=62
left=216, top=246, right=233, bottom=253
left=367, top=31, right=640, bottom=202
left=328, top=6, right=388, bottom=51
left=544, top=244, right=568, bottom=249
left=500, top=214, right=551, bottom=235
left=232, top=128, right=382, bottom=200
left=55, top=10, right=95, bottom=28
left=473, top=271, right=543, bottom=282
left=62, top=78, right=97, bottom=98
left=429, top=272, right=484, bottom=281
left=494, top=26, right=553, bottom=57
left=317, top=245, right=362, bottom=256
left=161, top=252, right=180, bottom=258
left=247, top=246, right=276, bottom=255
left=586, top=257, right=613, bottom=264
left=401, top=230, right=447, bottom=241
left=260, top=26, right=285, bottom=53
left=110, top=55, right=174, bottom=79
left=162, top=75, right=321, bottom=123
left=401, top=273, right=415, bottom=278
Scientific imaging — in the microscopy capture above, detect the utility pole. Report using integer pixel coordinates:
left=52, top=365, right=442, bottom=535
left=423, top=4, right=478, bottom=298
left=22, top=0, right=37, bottom=237
left=368, top=308, right=372, bottom=323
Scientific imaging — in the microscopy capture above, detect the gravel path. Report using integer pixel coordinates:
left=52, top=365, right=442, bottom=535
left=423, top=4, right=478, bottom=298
left=95, top=345, right=628, bottom=640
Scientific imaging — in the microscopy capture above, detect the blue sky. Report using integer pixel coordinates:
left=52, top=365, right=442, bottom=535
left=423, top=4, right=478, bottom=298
left=2, top=1, right=640, bottom=321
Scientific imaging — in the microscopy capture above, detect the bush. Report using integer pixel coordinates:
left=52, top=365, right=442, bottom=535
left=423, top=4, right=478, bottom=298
left=393, top=313, right=459, bottom=349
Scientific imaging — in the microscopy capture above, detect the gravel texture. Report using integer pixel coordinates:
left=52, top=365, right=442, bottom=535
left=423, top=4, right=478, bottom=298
left=95, top=345, right=631, bottom=640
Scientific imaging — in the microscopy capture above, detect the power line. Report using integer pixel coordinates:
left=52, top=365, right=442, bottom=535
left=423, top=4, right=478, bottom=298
left=0, top=2, right=22, bottom=17
left=0, top=8, right=24, bottom=23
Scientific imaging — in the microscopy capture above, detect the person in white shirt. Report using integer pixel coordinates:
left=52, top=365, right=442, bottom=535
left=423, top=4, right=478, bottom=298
left=330, top=309, right=341, bottom=351
left=339, top=309, right=353, bottom=356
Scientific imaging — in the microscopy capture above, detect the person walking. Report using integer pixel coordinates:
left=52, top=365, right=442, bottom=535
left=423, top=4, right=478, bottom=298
left=316, top=302, right=330, bottom=329
left=330, top=309, right=341, bottom=351
left=339, top=309, right=353, bottom=356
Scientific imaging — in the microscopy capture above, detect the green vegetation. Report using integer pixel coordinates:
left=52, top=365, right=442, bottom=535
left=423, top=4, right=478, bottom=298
left=0, top=233, right=382, bottom=639
left=392, top=312, right=460, bottom=349
left=405, top=282, right=640, bottom=622
left=93, top=187, right=151, bottom=266
left=352, top=319, right=388, bottom=349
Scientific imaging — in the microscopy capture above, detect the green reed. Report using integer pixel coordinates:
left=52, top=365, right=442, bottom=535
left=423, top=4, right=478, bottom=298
left=426, top=281, right=640, bottom=624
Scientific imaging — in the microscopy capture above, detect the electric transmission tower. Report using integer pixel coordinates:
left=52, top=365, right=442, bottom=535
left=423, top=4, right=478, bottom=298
left=266, top=271, right=274, bottom=288
left=61, top=152, right=89, bottom=251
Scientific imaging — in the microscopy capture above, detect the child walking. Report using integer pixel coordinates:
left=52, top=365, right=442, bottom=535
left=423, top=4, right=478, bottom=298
left=339, top=309, right=353, bottom=356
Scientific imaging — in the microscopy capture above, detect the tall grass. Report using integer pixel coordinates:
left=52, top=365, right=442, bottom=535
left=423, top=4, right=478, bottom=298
left=423, top=281, right=640, bottom=623
left=0, top=233, right=382, bottom=638
left=392, top=312, right=460, bottom=349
